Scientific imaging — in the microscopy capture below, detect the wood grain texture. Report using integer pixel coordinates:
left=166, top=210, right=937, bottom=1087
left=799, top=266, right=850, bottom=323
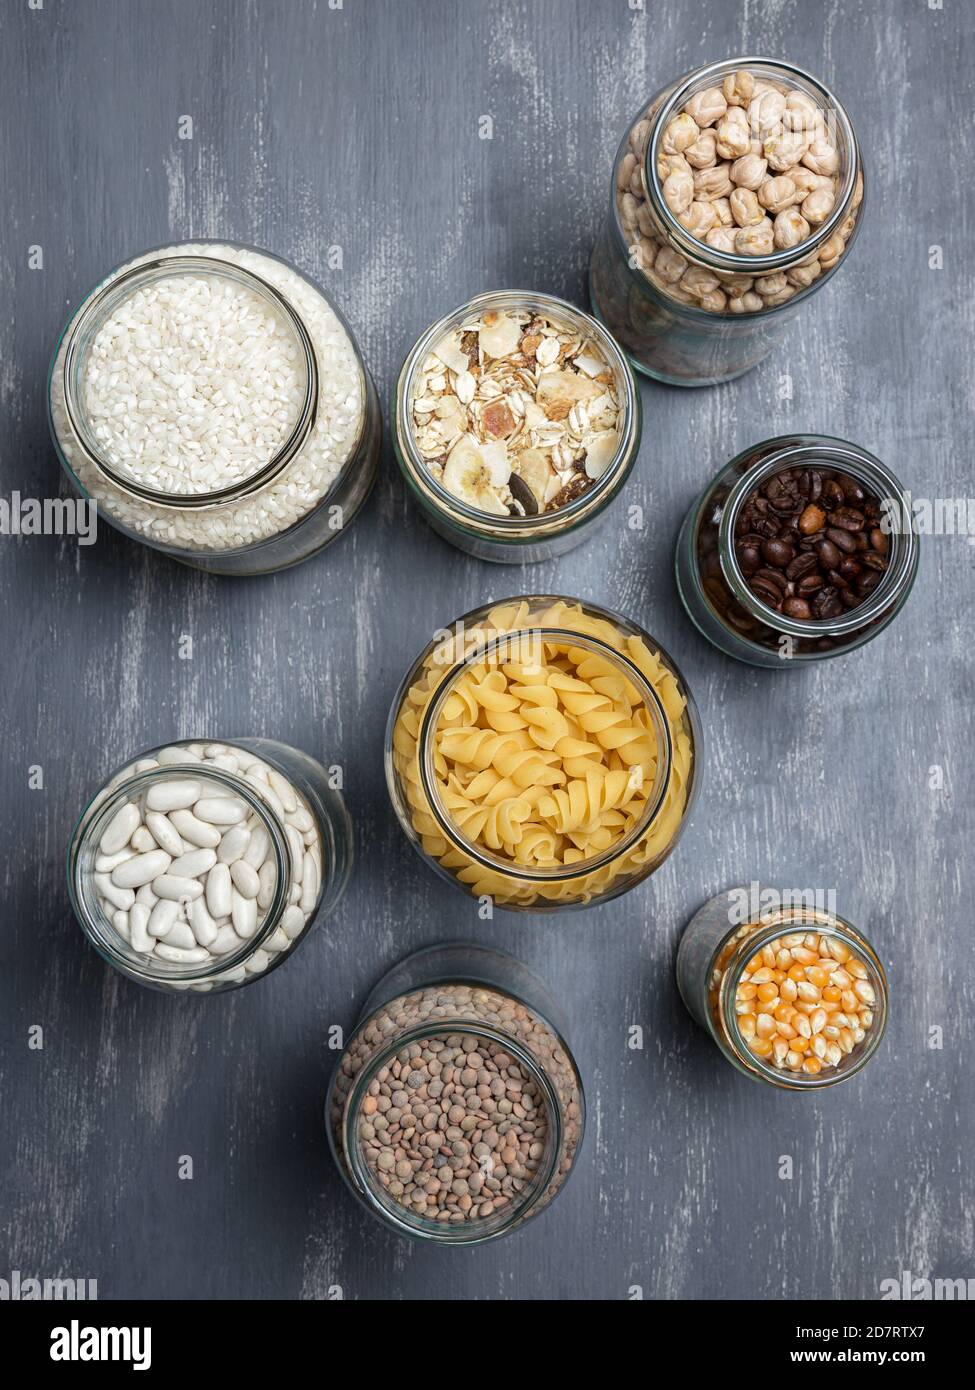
left=0, top=0, right=972, bottom=1300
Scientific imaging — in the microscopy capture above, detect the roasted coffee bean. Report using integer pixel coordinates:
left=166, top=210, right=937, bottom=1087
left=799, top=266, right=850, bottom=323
left=830, top=507, right=865, bottom=531
left=738, top=544, right=761, bottom=575
left=750, top=576, right=783, bottom=608
left=861, top=550, right=887, bottom=570
left=838, top=557, right=862, bottom=580
left=797, top=573, right=824, bottom=596
left=785, top=552, right=818, bottom=582
left=761, top=537, right=795, bottom=567
left=798, top=503, right=826, bottom=535
left=754, top=566, right=788, bottom=591
left=811, top=586, right=843, bottom=619
left=817, top=538, right=841, bottom=569
left=822, top=479, right=845, bottom=508
left=825, top=526, right=857, bottom=554
left=870, top=528, right=888, bottom=554
left=838, top=474, right=866, bottom=504
left=782, top=597, right=812, bottom=620
left=858, top=570, right=881, bottom=595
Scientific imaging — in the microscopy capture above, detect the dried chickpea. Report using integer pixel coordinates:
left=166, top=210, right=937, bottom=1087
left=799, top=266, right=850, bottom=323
left=773, top=207, right=810, bottom=249
left=758, top=175, right=799, bottom=214
left=734, top=218, right=774, bottom=255
left=715, top=108, right=751, bottom=160
left=801, top=186, right=835, bottom=224
left=663, top=169, right=694, bottom=215
left=730, top=187, right=764, bottom=228
left=661, top=112, right=699, bottom=155
left=722, top=69, right=755, bottom=107
left=685, top=86, right=727, bottom=128
left=685, top=131, right=718, bottom=169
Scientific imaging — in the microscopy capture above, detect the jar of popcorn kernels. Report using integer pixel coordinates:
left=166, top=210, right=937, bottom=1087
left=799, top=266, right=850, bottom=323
left=326, top=943, right=585, bottom=1243
left=589, top=58, right=865, bottom=386
left=385, top=596, right=700, bottom=912
left=676, top=889, right=888, bottom=1089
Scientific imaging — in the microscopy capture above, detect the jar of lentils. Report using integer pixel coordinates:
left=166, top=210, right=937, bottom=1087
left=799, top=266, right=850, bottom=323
left=48, top=241, right=381, bottom=574
left=676, top=889, right=889, bottom=1089
left=394, top=290, right=641, bottom=563
left=385, top=595, right=700, bottom=911
left=590, top=58, right=865, bottom=385
left=68, top=738, right=353, bottom=992
left=674, top=435, right=919, bottom=667
left=326, top=943, right=585, bottom=1243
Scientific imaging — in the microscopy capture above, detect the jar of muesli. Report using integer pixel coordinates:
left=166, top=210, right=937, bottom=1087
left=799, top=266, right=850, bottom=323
left=676, top=888, right=889, bottom=1089
left=326, top=943, right=585, bottom=1243
left=394, top=290, right=641, bottom=563
left=674, top=435, right=920, bottom=667
left=48, top=240, right=382, bottom=575
left=589, top=58, right=865, bottom=386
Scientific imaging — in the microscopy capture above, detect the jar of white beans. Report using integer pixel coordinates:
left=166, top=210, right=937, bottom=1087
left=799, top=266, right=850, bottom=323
left=48, top=241, right=381, bottom=575
left=68, top=739, right=353, bottom=993
left=676, top=888, right=889, bottom=1089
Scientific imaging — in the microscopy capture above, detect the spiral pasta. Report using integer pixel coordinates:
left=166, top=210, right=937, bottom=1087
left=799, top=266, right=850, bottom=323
left=392, top=600, right=694, bottom=906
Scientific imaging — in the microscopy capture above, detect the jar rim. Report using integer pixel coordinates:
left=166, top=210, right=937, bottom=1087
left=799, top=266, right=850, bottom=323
left=414, top=624, right=675, bottom=883
left=59, top=252, right=320, bottom=511
left=67, top=754, right=294, bottom=983
left=643, top=56, right=860, bottom=277
left=717, top=437, right=920, bottom=637
left=713, top=911, right=889, bottom=1090
left=394, top=289, right=640, bottom=539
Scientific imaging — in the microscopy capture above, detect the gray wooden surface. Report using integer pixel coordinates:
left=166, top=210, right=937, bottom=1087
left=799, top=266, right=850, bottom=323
left=1, top=0, right=972, bottom=1302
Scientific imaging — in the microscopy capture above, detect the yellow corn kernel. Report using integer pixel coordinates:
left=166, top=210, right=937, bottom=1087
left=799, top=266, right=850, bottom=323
left=810, top=1008, right=827, bottom=1034
left=757, top=982, right=778, bottom=1002
left=755, top=1013, right=776, bottom=1039
left=802, top=1057, right=822, bottom=1075
left=738, top=1013, right=757, bottom=1038
left=806, top=965, right=829, bottom=988
left=791, top=946, right=818, bottom=965
left=796, top=981, right=821, bottom=1003
left=749, top=1038, right=773, bottom=1058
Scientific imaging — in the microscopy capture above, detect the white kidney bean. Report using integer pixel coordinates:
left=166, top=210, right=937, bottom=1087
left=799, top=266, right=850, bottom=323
left=131, top=827, right=156, bottom=852
left=152, top=874, right=205, bottom=901
left=217, top=825, right=251, bottom=864
left=205, top=862, right=233, bottom=918
left=129, top=902, right=153, bottom=953
left=94, top=874, right=135, bottom=911
left=112, top=850, right=172, bottom=889
left=243, top=824, right=269, bottom=868
left=148, top=899, right=180, bottom=937
left=230, top=860, right=260, bottom=899
left=145, top=780, right=203, bottom=812
left=100, top=802, right=141, bottom=855
left=169, top=809, right=222, bottom=848
left=231, top=891, right=258, bottom=939
left=162, top=922, right=196, bottom=951
left=169, top=847, right=217, bottom=878
left=189, top=898, right=218, bottom=948
left=95, top=848, right=134, bottom=873
left=156, top=944, right=210, bottom=964
left=146, top=811, right=185, bottom=857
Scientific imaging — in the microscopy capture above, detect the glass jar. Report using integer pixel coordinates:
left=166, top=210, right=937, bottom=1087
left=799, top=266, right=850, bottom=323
left=48, top=241, right=382, bottom=574
left=393, top=290, right=641, bottom=563
left=68, top=738, right=353, bottom=992
left=676, top=888, right=889, bottom=1089
left=326, top=943, right=585, bottom=1244
left=385, top=595, right=700, bottom=911
left=590, top=58, right=865, bottom=385
left=675, top=434, right=919, bottom=668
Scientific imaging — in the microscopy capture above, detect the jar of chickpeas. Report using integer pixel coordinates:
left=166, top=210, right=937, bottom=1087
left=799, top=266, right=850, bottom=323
left=676, top=888, right=888, bottom=1089
left=589, top=58, right=865, bottom=385
left=385, top=596, right=700, bottom=912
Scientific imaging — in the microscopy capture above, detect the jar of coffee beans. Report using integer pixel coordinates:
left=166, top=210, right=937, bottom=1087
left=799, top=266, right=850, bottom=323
left=589, top=58, right=865, bottom=385
left=68, top=738, right=353, bottom=992
left=49, top=241, right=382, bottom=574
left=326, top=944, right=585, bottom=1243
left=394, top=291, right=641, bottom=563
left=675, top=435, right=919, bottom=667
left=677, top=889, right=888, bottom=1089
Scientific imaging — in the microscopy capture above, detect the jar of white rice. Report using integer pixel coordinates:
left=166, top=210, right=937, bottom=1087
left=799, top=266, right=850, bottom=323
left=48, top=241, right=381, bottom=574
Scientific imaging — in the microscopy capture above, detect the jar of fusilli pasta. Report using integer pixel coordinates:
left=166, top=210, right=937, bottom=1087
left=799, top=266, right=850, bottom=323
left=385, top=596, right=700, bottom=912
